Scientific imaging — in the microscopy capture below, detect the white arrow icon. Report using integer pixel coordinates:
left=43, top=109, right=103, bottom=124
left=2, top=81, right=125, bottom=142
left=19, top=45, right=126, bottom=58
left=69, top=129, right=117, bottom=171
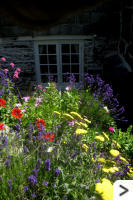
left=113, top=180, right=133, bottom=200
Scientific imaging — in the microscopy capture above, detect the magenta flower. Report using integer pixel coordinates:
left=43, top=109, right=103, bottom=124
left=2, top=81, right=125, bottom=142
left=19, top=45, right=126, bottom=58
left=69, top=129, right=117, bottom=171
left=1, top=57, right=6, bottom=61
left=13, top=71, right=19, bottom=78
left=38, top=85, right=43, bottom=89
left=109, top=126, right=115, bottom=132
left=43, top=89, right=46, bottom=92
left=10, top=62, right=15, bottom=68
left=4, top=69, right=9, bottom=73
left=16, top=68, right=21, bottom=72
left=65, top=86, right=71, bottom=91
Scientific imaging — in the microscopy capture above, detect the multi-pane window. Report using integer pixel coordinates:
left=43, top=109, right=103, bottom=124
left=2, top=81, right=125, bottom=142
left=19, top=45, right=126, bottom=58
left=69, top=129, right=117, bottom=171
left=35, top=40, right=84, bottom=87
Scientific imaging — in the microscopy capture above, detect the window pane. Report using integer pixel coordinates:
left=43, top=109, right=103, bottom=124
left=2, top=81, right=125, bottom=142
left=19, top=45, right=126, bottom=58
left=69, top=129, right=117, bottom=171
left=62, top=64, right=70, bottom=73
left=40, top=55, right=47, bottom=64
left=71, top=65, right=79, bottom=73
left=71, top=44, right=79, bottom=53
left=62, top=55, right=70, bottom=63
left=74, top=74, right=79, bottom=82
left=48, top=55, right=57, bottom=64
left=39, top=45, right=47, bottom=54
left=48, top=45, right=56, bottom=54
left=48, top=75, right=58, bottom=82
left=62, top=74, right=69, bottom=82
left=62, top=44, right=70, bottom=53
left=40, top=65, right=48, bottom=74
left=71, top=54, right=79, bottom=63
left=49, top=65, right=57, bottom=74
left=41, top=75, right=49, bottom=83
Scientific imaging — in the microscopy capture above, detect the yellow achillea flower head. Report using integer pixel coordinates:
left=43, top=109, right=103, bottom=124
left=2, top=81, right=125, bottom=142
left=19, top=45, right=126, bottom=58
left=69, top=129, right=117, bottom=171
left=70, top=112, right=83, bottom=120
left=110, top=149, right=120, bottom=157
left=98, top=158, right=106, bottom=163
left=95, top=178, right=113, bottom=200
left=75, top=121, right=81, bottom=126
left=82, top=144, right=89, bottom=152
left=112, top=140, right=121, bottom=149
left=79, top=122, right=88, bottom=128
left=120, top=156, right=128, bottom=163
left=102, top=132, right=109, bottom=141
left=102, top=167, right=119, bottom=173
left=63, top=113, right=74, bottom=120
left=92, top=157, right=96, bottom=163
left=53, top=111, right=61, bottom=115
left=83, top=118, right=91, bottom=124
left=75, top=128, right=87, bottom=135
left=95, top=135, right=105, bottom=142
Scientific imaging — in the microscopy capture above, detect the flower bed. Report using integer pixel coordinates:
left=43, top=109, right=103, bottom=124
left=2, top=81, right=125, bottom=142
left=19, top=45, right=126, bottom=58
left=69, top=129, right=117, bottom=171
left=0, top=57, right=133, bottom=200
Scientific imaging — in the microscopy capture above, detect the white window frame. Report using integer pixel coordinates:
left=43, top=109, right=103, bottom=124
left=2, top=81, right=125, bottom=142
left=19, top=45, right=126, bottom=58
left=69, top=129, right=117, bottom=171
left=34, top=38, right=84, bottom=89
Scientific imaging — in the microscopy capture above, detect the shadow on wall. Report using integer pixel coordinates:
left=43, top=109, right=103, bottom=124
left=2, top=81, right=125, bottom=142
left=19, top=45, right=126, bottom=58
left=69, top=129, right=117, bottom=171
left=103, top=53, right=133, bottom=129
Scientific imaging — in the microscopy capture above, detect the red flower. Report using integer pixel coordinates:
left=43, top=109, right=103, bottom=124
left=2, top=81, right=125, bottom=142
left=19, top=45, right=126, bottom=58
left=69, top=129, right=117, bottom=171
left=0, top=123, right=5, bottom=130
left=0, top=98, right=6, bottom=107
left=36, top=118, right=46, bottom=130
left=42, top=132, right=55, bottom=142
left=11, top=107, right=23, bottom=119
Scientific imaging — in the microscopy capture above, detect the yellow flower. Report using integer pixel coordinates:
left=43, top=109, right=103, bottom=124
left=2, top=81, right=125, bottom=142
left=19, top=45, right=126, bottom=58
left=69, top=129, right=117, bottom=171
left=110, top=149, right=120, bottom=157
left=75, top=121, right=81, bottom=126
left=95, top=178, right=113, bottom=200
left=75, top=128, right=87, bottom=135
left=102, top=167, right=119, bottom=173
left=112, top=140, right=121, bottom=149
left=83, top=118, right=91, bottom=124
left=70, top=112, right=83, bottom=120
left=62, top=113, right=74, bottom=120
left=120, top=156, right=128, bottom=163
left=92, top=157, right=96, bottom=163
left=98, top=158, right=106, bottom=163
left=53, top=111, right=61, bottom=115
left=102, top=132, right=109, bottom=141
left=95, top=135, right=105, bottom=142
left=82, top=144, right=89, bottom=152
left=79, top=122, right=88, bottom=128
left=63, top=141, right=67, bottom=144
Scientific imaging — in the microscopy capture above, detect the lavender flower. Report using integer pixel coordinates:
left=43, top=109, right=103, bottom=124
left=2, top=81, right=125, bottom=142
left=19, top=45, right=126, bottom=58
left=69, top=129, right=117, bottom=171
left=54, top=168, right=60, bottom=177
left=28, top=175, right=37, bottom=185
left=45, top=159, right=51, bottom=171
left=5, top=159, right=10, bottom=168
left=32, top=193, right=36, bottom=198
left=23, top=146, right=28, bottom=154
left=42, top=181, right=48, bottom=186
left=23, top=186, right=28, bottom=191
left=33, top=168, right=39, bottom=177
left=36, top=158, right=42, bottom=169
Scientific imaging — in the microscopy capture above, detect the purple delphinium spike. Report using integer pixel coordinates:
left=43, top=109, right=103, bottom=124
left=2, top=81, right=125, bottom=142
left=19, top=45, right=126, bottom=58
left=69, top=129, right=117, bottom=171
left=23, top=146, right=28, bottom=154
left=36, top=158, right=42, bottom=169
left=33, top=168, right=39, bottom=177
left=42, top=181, right=48, bottom=186
left=5, top=159, right=10, bottom=168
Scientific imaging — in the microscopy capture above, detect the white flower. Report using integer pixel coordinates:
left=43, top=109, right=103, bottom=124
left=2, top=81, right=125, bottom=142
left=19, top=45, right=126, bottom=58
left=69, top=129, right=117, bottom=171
left=103, top=106, right=109, bottom=113
left=47, top=147, right=54, bottom=152
left=16, top=103, right=22, bottom=107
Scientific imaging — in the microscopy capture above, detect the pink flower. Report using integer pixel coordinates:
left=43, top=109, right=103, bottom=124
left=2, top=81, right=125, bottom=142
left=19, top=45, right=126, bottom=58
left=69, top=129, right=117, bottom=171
left=109, top=126, right=115, bottom=132
left=38, top=85, right=42, bottom=89
left=65, top=86, right=71, bottom=91
left=16, top=68, right=21, bottom=72
left=13, top=71, right=19, bottom=78
left=43, top=89, right=46, bottom=92
left=1, top=57, right=6, bottom=61
left=22, top=109, right=26, bottom=113
left=10, top=62, right=15, bottom=68
left=4, top=69, right=9, bottom=73
left=22, top=96, right=30, bottom=102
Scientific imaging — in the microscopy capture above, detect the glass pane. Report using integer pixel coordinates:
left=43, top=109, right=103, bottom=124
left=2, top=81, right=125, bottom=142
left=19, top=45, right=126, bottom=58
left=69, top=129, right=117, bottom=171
left=40, top=55, right=47, bottom=64
left=39, top=45, right=47, bottom=54
left=62, top=74, right=69, bottom=82
left=40, top=65, right=48, bottom=74
left=48, top=55, right=57, bottom=64
left=71, top=44, right=79, bottom=53
left=62, top=44, right=70, bottom=53
left=71, top=54, right=79, bottom=63
left=49, top=65, right=57, bottom=74
left=48, top=75, right=58, bottom=82
left=62, top=64, right=70, bottom=73
left=41, top=75, right=49, bottom=83
left=48, top=45, right=56, bottom=54
left=74, top=74, right=79, bottom=82
left=71, top=64, right=79, bottom=73
left=62, top=55, right=70, bottom=63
